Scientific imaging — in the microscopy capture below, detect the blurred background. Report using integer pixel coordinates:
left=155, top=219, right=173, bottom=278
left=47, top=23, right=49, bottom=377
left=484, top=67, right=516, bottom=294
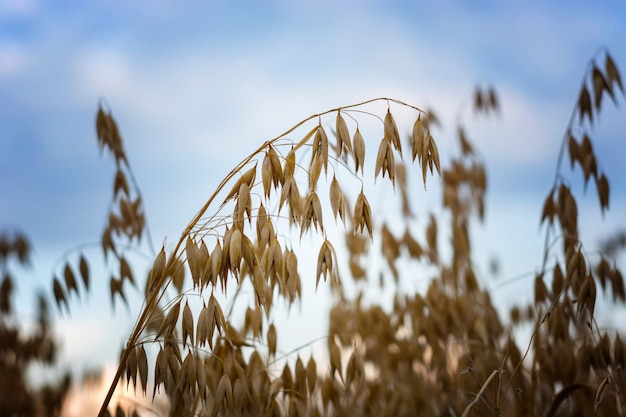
left=1, top=0, right=626, bottom=414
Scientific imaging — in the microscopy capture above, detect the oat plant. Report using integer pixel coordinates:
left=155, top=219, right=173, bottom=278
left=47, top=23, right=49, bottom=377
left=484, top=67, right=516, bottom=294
left=50, top=50, right=626, bottom=417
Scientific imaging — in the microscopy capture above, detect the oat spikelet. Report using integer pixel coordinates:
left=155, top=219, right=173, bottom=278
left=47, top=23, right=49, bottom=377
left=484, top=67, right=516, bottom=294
left=306, top=357, right=317, bottom=393
left=267, top=323, right=277, bottom=357
left=216, top=373, right=233, bottom=408
left=155, top=300, right=180, bottom=340
left=411, top=115, right=425, bottom=163
left=353, top=191, right=373, bottom=238
left=375, top=138, right=395, bottom=185
left=301, top=191, right=323, bottom=237
left=329, top=335, right=344, bottom=383
left=316, top=239, right=337, bottom=289
left=182, top=300, right=193, bottom=348
left=384, top=109, right=402, bottom=155
left=336, top=111, right=352, bottom=158
left=353, top=128, right=366, bottom=174
left=605, top=53, right=624, bottom=95
left=224, top=165, right=257, bottom=202
left=329, top=175, right=346, bottom=224
left=137, top=345, right=148, bottom=395
left=79, top=254, right=90, bottom=290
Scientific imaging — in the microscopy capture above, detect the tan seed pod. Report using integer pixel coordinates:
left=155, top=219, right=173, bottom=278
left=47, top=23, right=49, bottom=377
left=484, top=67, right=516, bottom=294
left=267, top=323, right=277, bottom=357
left=240, top=234, right=256, bottom=270
left=309, top=154, right=323, bottom=191
left=279, top=176, right=295, bottom=213
left=335, top=111, right=352, bottom=157
left=552, top=263, right=564, bottom=296
left=284, top=147, right=296, bottom=179
left=137, top=345, right=148, bottom=395
left=317, top=125, right=329, bottom=174
left=540, top=191, right=556, bottom=225
left=234, top=165, right=257, bottom=199
left=155, top=300, right=181, bottom=340
left=411, top=115, right=425, bottom=162
left=605, top=52, right=624, bottom=94
left=125, top=343, right=137, bottom=389
left=374, top=138, right=390, bottom=182
left=281, top=363, right=293, bottom=397
left=329, top=335, right=343, bottom=383
left=182, top=301, right=194, bottom=348
left=233, top=378, right=249, bottom=411
left=295, top=356, right=307, bottom=395
left=79, top=254, right=89, bottom=290
left=329, top=176, right=345, bottom=224
left=592, top=65, right=610, bottom=111
left=421, top=131, right=431, bottom=187
left=196, top=302, right=210, bottom=347
left=578, top=85, right=593, bottom=124
left=301, top=192, right=323, bottom=236
left=426, top=214, right=437, bottom=254
left=63, top=263, right=78, bottom=296
left=596, top=173, right=609, bottom=211
left=306, top=357, right=317, bottom=393
left=109, top=277, right=126, bottom=307
left=268, top=378, right=283, bottom=401
left=148, top=247, right=166, bottom=293
left=316, top=240, right=337, bottom=289
left=216, top=373, right=233, bottom=408
left=384, top=109, right=402, bottom=155
left=402, top=229, right=422, bottom=259
left=101, top=227, right=115, bottom=260
left=211, top=241, right=222, bottom=285
left=197, top=240, right=210, bottom=288
left=262, top=151, right=274, bottom=199
left=428, top=133, right=441, bottom=176
left=229, top=228, right=243, bottom=271
left=534, top=274, right=548, bottom=304
left=268, top=145, right=284, bottom=185
left=195, top=354, right=207, bottom=399
left=118, top=257, right=134, bottom=287
left=179, top=351, right=196, bottom=393
left=288, top=178, right=302, bottom=223
left=153, top=347, right=167, bottom=399
left=211, top=294, right=225, bottom=334
left=353, top=128, right=366, bottom=174
left=353, top=191, right=372, bottom=238
left=96, top=107, right=108, bottom=149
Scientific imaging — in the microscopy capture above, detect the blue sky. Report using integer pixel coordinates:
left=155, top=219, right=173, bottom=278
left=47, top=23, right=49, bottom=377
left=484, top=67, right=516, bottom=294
left=2, top=0, right=626, bottom=387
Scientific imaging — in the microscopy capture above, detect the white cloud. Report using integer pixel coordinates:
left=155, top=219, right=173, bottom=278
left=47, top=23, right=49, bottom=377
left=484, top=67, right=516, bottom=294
left=0, top=42, right=27, bottom=76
